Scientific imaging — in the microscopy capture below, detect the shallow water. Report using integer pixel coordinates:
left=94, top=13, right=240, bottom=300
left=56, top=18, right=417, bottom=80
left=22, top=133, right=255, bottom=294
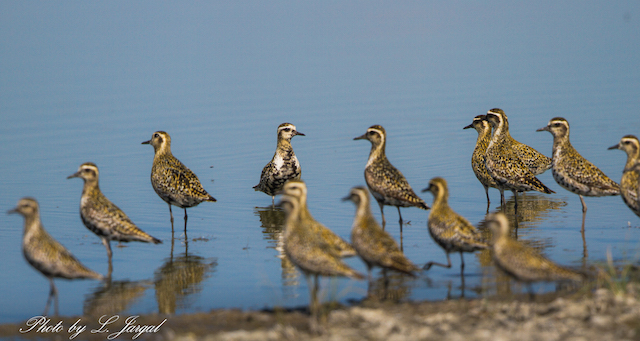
left=1, top=2, right=640, bottom=324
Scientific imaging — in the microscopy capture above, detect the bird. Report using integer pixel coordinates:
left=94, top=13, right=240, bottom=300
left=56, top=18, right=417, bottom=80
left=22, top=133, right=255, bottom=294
left=421, top=177, right=488, bottom=273
left=486, top=212, right=585, bottom=296
left=354, top=125, right=429, bottom=231
left=68, top=162, right=162, bottom=274
left=342, top=186, right=419, bottom=294
left=253, top=123, right=305, bottom=205
left=8, top=197, right=103, bottom=316
left=537, top=117, right=620, bottom=228
left=484, top=109, right=554, bottom=209
left=279, top=180, right=356, bottom=257
left=463, top=114, right=498, bottom=208
left=142, top=131, right=216, bottom=233
left=608, top=135, right=640, bottom=218
left=278, top=183, right=364, bottom=316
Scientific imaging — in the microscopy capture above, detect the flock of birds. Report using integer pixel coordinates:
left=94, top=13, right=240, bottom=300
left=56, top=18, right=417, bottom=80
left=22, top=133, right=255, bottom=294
left=8, top=111, right=640, bottom=317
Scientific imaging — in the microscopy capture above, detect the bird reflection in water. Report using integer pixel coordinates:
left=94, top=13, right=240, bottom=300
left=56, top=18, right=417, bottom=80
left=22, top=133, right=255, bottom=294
left=366, top=269, right=412, bottom=302
left=153, top=251, right=217, bottom=314
left=254, top=206, right=299, bottom=296
left=84, top=279, right=151, bottom=317
left=475, top=195, right=579, bottom=298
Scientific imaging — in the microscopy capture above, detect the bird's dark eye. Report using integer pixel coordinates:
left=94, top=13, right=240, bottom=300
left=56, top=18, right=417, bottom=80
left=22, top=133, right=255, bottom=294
left=154, top=133, right=159, bottom=138
left=553, top=123, right=562, bottom=127
left=283, top=128, right=290, bottom=132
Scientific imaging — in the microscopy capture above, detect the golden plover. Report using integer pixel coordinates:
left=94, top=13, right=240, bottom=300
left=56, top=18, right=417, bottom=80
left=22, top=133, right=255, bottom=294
left=537, top=118, right=619, bottom=226
left=486, top=212, right=584, bottom=295
left=354, top=125, right=429, bottom=229
left=254, top=123, right=304, bottom=205
left=142, top=131, right=216, bottom=232
left=421, top=177, right=488, bottom=272
left=485, top=109, right=554, bottom=209
left=8, top=197, right=103, bottom=315
left=278, top=187, right=364, bottom=315
left=343, top=186, right=419, bottom=293
left=608, top=135, right=640, bottom=218
left=279, top=180, right=355, bottom=257
left=68, top=162, right=162, bottom=272
left=463, top=115, right=498, bottom=207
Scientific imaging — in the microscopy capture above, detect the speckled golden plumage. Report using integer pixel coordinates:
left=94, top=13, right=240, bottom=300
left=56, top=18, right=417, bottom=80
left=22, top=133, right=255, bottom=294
left=537, top=118, right=619, bottom=215
left=8, top=197, right=103, bottom=315
left=609, top=135, right=640, bottom=218
left=485, top=109, right=554, bottom=207
left=278, top=182, right=364, bottom=314
left=354, top=125, right=429, bottom=227
left=421, top=177, right=488, bottom=271
left=68, top=162, right=162, bottom=265
left=254, top=123, right=304, bottom=205
left=142, top=131, right=216, bottom=231
left=280, top=180, right=355, bottom=257
left=464, top=115, right=498, bottom=205
left=343, top=186, right=419, bottom=288
left=487, top=212, right=585, bottom=283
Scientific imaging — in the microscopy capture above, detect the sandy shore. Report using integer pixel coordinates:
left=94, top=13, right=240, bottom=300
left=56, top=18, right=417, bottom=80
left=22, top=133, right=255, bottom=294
left=2, top=284, right=640, bottom=341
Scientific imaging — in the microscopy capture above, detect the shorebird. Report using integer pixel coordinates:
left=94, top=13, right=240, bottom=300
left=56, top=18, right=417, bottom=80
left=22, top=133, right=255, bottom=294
left=68, top=162, right=162, bottom=274
left=254, top=123, right=305, bottom=205
left=537, top=117, right=620, bottom=228
left=354, top=125, right=429, bottom=231
left=486, top=212, right=585, bottom=296
left=463, top=115, right=498, bottom=208
left=8, top=197, right=103, bottom=315
left=278, top=185, right=364, bottom=316
left=343, top=186, right=419, bottom=294
left=280, top=180, right=355, bottom=257
left=142, top=131, right=216, bottom=233
left=485, top=109, right=554, bottom=210
left=421, top=177, right=488, bottom=273
left=608, top=135, right=640, bottom=218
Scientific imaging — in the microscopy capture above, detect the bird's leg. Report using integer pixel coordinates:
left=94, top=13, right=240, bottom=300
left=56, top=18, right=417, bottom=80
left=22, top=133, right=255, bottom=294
left=183, top=208, right=188, bottom=234
left=484, top=186, right=491, bottom=213
left=44, top=278, right=58, bottom=316
left=579, top=195, right=587, bottom=233
left=512, top=190, right=519, bottom=213
left=459, top=252, right=465, bottom=272
left=423, top=252, right=452, bottom=270
left=397, top=206, right=403, bottom=226
left=102, top=238, right=112, bottom=259
left=579, top=195, right=587, bottom=213
left=460, top=262, right=466, bottom=298
left=500, top=189, right=506, bottom=210
left=168, top=204, right=174, bottom=232
left=378, top=201, right=386, bottom=230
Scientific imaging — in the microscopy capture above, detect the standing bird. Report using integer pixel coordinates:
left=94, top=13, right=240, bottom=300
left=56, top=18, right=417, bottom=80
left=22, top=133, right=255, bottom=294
left=486, top=212, right=585, bottom=296
left=537, top=118, right=620, bottom=229
left=142, top=131, right=216, bottom=233
left=254, top=123, right=305, bottom=205
left=342, top=186, right=419, bottom=294
left=68, top=162, right=162, bottom=274
left=608, top=135, right=640, bottom=218
left=485, top=109, right=554, bottom=210
left=8, top=197, right=103, bottom=315
left=463, top=115, right=498, bottom=208
left=278, top=186, right=364, bottom=316
left=421, top=177, right=488, bottom=273
left=280, top=180, right=355, bottom=257
left=354, top=125, right=429, bottom=232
